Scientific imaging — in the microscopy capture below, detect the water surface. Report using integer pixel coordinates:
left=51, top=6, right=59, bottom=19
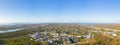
left=0, top=29, right=23, bottom=33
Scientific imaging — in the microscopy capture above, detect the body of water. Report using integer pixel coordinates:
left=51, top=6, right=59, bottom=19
left=0, top=29, right=23, bottom=33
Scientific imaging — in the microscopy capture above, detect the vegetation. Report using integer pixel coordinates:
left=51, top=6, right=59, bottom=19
left=0, top=24, right=120, bottom=45
left=0, top=36, right=41, bottom=45
left=0, top=29, right=34, bottom=38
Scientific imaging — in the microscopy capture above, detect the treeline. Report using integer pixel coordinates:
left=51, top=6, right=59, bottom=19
left=0, top=29, right=35, bottom=38
left=0, top=36, right=41, bottom=45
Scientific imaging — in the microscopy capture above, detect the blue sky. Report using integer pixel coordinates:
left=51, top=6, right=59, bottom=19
left=0, top=0, right=120, bottom=23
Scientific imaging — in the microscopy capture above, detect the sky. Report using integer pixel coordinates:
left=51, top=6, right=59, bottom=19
left=0, top=0, right=120, bottom=24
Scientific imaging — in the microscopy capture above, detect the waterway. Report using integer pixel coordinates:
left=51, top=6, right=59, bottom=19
left=0, top=29, right=23, bottom=33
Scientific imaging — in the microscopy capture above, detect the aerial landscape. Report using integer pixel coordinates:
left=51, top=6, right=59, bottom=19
left=0, top=0, right=120, bottom=45
left=0, top=23, right=120, bottom=45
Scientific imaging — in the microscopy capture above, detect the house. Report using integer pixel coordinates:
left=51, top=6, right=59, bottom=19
left=30, top=33, right=41, bottom=40
left=48, top=40, right=54, bottom=45
left=107, top=32, right=117, bottom=37
left=86, top=33, right=93, bottom=39
left=67, top=38, right=74, bottom=43
left=111, top=33, right=117, bottom=36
